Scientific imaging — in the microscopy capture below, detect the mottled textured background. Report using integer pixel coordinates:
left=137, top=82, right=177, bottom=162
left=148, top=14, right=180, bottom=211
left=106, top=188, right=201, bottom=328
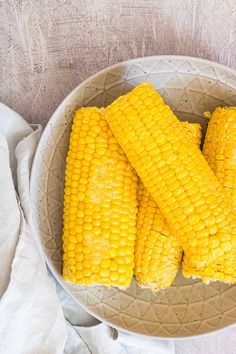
left=1, top=0, right=236, bottom=127
left=1, top=1, right=236, bottom=353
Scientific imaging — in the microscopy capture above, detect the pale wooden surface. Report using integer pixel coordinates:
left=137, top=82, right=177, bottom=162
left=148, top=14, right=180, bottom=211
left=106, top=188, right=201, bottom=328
left=1, top=1, right=236, bottom=353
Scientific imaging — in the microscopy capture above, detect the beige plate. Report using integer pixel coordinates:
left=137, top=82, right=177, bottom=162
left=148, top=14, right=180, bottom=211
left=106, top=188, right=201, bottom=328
left=30, top=56, right=236, bottom=339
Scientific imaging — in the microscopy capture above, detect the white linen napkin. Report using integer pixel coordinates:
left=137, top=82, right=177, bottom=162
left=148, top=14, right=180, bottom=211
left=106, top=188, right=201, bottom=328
left=0, top=104, right=175, bottom=354
left=0, top=105, right=67, bottom=354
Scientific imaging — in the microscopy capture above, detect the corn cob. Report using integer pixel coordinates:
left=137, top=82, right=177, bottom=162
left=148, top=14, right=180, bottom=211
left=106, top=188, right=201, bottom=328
left=182, top=107, right=236, bottom=282
left=135, top=123, right=202, bottom=291
left=62, top=107, right=138, bottom=289
left=203, top=107, right=236, bottom=213
left=104, top=83, right=236, bottom=284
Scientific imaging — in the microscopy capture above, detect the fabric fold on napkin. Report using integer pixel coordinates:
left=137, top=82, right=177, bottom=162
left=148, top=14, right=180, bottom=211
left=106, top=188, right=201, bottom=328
left=0, top=103, right=175, bottom=354
left=0, top=131, right=21, bottom=297
left=15, top=126, right=42, bottom=223
left=0, top=211, right=66, bottom=354
left=0, top=103, right=32, bottom=180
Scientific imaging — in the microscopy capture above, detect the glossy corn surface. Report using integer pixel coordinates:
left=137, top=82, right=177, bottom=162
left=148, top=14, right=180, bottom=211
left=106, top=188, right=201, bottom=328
left=135, top=123, right=202, bottom=291
left=104, top=83, right=236, bottom=284
left=63, top=107, right=138, bottom=289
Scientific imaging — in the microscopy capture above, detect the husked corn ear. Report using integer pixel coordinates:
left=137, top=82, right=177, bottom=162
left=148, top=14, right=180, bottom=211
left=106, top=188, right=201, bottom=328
left=203, top=107, right=236, bottom=213
left=62, top=107, right=138, bottom=289
left=135, top=123, right=202, bottom=291
left=104, top=83, right=236, bottom=284
left=183, top=107, right=236, bottom=283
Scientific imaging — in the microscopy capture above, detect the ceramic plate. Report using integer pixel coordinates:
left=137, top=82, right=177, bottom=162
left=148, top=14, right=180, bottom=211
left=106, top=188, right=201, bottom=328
left=30, top=56, right=236, bottom=338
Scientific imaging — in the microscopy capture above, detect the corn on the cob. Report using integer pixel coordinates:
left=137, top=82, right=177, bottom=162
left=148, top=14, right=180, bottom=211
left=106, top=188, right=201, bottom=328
left=104, top=83, right=236, bottom=284
left=135, top=123, right=202, bottom=291
left=182, top=107, right=236, bottom=282
left=62, top=107, right=138, bottom=289
left=203, top=107, right=236, bottom=213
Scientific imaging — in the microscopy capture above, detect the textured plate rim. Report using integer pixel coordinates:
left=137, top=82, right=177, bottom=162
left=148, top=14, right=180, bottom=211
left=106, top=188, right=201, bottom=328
left=30, top=55, right=236, bottom=339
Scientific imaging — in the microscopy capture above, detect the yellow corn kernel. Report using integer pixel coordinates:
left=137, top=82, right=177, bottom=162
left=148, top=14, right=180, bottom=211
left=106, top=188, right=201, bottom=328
left=104, top=83, right=236, bottom=285
left=62, top=107, right=138, bottom=289
left=182, top=121, right=202, bottom=147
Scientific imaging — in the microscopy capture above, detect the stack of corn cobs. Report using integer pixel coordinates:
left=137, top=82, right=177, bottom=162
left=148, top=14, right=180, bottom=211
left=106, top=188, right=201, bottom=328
left=62, top=83, right=236, bottom=292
